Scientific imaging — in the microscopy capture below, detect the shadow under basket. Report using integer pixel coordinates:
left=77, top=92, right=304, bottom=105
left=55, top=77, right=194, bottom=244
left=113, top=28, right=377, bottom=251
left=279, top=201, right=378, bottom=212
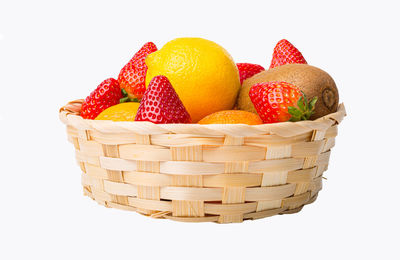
left=59, top=100, right=346, bottom=223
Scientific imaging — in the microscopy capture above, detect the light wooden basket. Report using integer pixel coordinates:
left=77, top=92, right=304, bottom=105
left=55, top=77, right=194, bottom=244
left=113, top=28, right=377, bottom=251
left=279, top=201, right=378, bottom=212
left=59, top=99, right=345, bottom=223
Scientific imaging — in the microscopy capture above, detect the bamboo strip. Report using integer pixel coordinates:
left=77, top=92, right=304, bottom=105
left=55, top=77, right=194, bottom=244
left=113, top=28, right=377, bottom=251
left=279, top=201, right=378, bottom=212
left=266, top=145, right=292, bottom=159
left=323, top=138, right=335, bottom=152
left=60, top=102, right=345, bottom=137
left=123, top=171, right=171, bottom=186
left=291, top=140, right=325, bottom=157
left=136, top=160, right=161, bottom=215
left=171, top=175, right=203, bottom=187
left=317, top=151, right=331, bottom=165
left=83, top=186, right=92, bottom=198
left=160, top=187, right=222, bottom=201
left=150, top=211, right=171, bottom=218
left=224, top=135, right=244, bottom=145
left=78, top=139, right=103, bottom=156
left=245, top=132, right=312, bottom=146
left=244, top=207, right=288, bottom=220
left=84, top=163, right=108, bottom=178
left=203, top=146, right=266, bottom=162
left=303, top=156, right=318, bottom=169
left=294, top=182, right=310, bottom=195
left=249, top=158, right=304, bottom=172
left=204, top=202, right=257, bottom=215
left=306, top=194, right=318, bottom=205
left=81, top=174, right=102, bottom=188
left=171, top=146, right=203, bottom=161
left=90, top=132, right=137, bottom=145
left=99, top=156, right=137, bottom=171
left=256, top=200, right=282, bottom=211
left=164, top=215, right=219, bottom=223
left=119, top=144, right=171, bottom=161
left=222, top=187, right=246, bottom=204
left=75, top=150, right=100, bottom=166
left=203, top=173, right=262, bottom=187
left=316, top=164, right=328, bottom=177
left=137, top=186, right=160, bottom=200
left=311, top=177, right=323, bottom=197
left=135, top=134, right=151, bottom=145
left=261, top=171, right=288, bottom=186
left=281, top=206, right=303, bottom=214
left=128, top=197, right=171, bottom=212
left=107, top=201, right=137, bottom=212
left=90, top=189, right=113, bottom=202
left=160, top=161, right=225, bottom=175
left=172, top=201, right=205, bottom=217
left=245, top=184, right=296, bottom=200
left=218, top=134, right=249, bottom=223
left=282, top=191, right=311, bottom=209
left=287, top=168, right=316, bottom=183
left=103, top=180, right=137, bottom=197
left=224, top=161, right=249, bottom=174
left=151, top=134, right=225, bottom=147
left=325, top=125, right=338, bottom=138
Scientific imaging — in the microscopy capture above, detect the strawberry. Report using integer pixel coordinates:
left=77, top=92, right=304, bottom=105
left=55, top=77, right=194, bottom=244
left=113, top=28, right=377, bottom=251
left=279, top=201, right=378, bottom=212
left=118, top=42, right=157, bottom=100
left=81, top=78, right=122, bottom=119
left=237, top=63, right=265, bottom=84
left=249, top=81, right=317, bottom=123
left=269, top=39, right=307, bottom=69
left=135, top=75, right=191, bottom=124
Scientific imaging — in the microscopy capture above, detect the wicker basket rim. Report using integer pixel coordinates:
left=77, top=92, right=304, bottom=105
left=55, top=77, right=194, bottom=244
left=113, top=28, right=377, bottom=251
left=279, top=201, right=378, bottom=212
left=59, top=99, right=346, bottom=137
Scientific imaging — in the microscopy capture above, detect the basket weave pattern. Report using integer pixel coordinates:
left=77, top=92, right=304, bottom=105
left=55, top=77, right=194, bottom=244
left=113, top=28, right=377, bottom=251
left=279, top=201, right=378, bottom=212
left=60, top=100, right=345, bottom=223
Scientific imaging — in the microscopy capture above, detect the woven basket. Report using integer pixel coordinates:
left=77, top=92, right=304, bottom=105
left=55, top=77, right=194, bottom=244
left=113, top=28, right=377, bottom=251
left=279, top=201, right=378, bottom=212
left=59, top=99, right=346, bottom=223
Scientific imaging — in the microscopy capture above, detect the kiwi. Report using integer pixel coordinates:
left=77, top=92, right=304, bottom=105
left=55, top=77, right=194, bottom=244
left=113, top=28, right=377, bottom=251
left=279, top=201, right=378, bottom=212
left=237, top=64, right=339, bottom=120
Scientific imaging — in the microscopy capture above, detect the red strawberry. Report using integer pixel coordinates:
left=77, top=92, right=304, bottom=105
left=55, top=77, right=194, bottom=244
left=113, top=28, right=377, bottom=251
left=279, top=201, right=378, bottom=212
left=249, top=81, right=317, bottom=123
left=118, top=42, right=157, bottom=100
left=135, top=75, right=191, bottom=124
left=237, top=63, right=265, bottom=84
left=81, top=78, right=122, bottom=119
left=269, top=39, right=307, bottom=69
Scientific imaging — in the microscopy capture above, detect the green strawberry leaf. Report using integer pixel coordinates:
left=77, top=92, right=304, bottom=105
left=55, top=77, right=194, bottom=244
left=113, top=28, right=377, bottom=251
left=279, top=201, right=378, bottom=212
left=309, top=97, right=318, bottom=110
left=288, top=94, right=318, bottom=122
left=288, top=106, right=302, bottom=122
left=297, top=96, right=305, bottom=111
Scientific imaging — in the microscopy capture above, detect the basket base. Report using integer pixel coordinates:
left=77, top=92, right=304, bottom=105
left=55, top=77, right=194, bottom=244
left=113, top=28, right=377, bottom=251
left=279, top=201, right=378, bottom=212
left=83, top=188, right=318, bottom=223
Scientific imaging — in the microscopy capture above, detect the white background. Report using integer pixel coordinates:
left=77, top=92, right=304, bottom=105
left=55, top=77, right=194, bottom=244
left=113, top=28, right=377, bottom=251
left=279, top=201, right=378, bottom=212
left=1, top=0, right=399, bottom=259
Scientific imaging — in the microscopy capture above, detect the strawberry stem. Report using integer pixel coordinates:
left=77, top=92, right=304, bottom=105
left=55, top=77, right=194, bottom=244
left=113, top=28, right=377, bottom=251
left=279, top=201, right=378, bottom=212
left=120, top=96, right=130, bottom=103
left=121, top=88, right=128, bottom=96
left=119, top=88, right=140, bottom=103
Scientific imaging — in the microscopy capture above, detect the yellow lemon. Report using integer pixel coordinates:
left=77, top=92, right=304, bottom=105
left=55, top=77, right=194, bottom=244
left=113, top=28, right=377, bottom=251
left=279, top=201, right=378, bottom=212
left=145, top=37, right=240, bottom=122
left=95, top=102, right=140, bottom=121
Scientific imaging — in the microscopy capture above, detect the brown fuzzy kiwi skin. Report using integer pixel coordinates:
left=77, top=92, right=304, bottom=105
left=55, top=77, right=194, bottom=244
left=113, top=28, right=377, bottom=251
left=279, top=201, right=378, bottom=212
left=237, top=64, right=339, bottom=120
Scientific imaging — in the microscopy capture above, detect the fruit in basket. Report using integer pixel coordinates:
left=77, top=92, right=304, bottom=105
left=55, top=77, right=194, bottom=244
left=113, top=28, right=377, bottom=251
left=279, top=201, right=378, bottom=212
left=238, top=64, right=338, bottom=119
left=95, top=102, right=140, bottom=121
left=145, top=37, right=240, bottom=122
left=198, top=110, right=262, bottom=125
left=118, top=42, right=158, bottom=100
left=81, top=78, right=123, bottom=119
left=270, top=39, right=307, bottom=69
left=237, top=63, right=265, bottom=84
left=135, top=75, right=191, bottom=124
left=249, top=81, right=317, bottom=123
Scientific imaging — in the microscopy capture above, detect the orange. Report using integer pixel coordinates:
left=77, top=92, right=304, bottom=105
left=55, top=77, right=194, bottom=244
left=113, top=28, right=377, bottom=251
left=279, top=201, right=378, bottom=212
left=145, top=38, right=241, bottom=122
left=198, top=110, right=262, bottom=125
left=95, top=102, right=140, bottom=121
